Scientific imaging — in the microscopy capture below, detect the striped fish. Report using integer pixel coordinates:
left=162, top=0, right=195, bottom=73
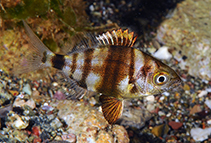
left=16, top=21, right=181, bottom=124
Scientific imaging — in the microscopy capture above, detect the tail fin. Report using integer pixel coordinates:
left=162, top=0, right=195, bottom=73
left=13, top=20, right=55, bottom=76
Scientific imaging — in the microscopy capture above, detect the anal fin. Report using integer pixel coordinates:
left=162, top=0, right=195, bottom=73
left=99, top=95, right=123, bottom=124
left=56, top=72, right=87, bottom=100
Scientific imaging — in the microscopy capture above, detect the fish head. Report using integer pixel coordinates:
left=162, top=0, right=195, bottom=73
left=135, top=58, right=182, bottom=96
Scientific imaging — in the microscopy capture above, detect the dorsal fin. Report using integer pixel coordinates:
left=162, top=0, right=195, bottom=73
left=64, top=29, right=137, bottom=55
left=96, top=29, right=137, bottom=47
left=64, top=32, right=99, bottom=55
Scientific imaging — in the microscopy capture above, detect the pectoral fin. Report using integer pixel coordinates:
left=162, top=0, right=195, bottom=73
left=99, top=95, right=123, bottom=124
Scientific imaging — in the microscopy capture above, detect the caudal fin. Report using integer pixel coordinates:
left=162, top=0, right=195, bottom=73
left=13, top=20, right=55, bottom=76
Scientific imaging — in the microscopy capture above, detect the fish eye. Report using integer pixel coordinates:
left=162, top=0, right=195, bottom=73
left=154, top=72, right=169, bottom=85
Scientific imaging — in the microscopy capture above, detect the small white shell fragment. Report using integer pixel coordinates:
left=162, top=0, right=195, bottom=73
left=145, top=95, right=155, bottom=103
left=163, top=91, right=170, bottom=96
left=206, top=88, right=211, bottom=92
left=159, top=96, right=165, bottom=101
left=207, top=119, right=211, bottom=125
left=166, top=112, right=171, bottom=117
left=13, top=98, right=36, bottom=109
left=198, top=90, right=208, bottom=97
left=22, top=84, right=32, bottom=95
left=205, top=99, right=211, bottom=109
left=158, top=111, right=165, bottom=116
left=153, top=46, right=172, bottom=60
left=190, top=127, right=211, bottom=141
left=146, top=104, right=155, bottom=112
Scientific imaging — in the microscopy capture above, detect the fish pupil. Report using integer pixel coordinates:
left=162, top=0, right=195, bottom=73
left=158, top=76, right=165, bottom=82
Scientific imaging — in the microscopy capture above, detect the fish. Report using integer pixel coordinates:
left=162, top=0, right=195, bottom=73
left=16, top=20, right=181, bottom=124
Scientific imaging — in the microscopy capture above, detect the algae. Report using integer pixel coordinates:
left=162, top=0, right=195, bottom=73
left=1, top=0, right=49, bottom=19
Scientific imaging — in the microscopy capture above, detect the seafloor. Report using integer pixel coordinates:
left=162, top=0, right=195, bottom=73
left=0, top=0, right=211, bottom=143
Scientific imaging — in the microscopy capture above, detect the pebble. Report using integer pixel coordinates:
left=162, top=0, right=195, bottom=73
left=42, top=103, right=54, bottom=111
left=89, top=5, right=95, bottom=11
left=205, top=99, right=211, bottom=109
left=153, top=46, right=172, bottom=60
left=159, top=96, right=165, bottom=101
left=168, top=121, right=183, bottom=130
left=206, top=88, right=211, bottom=92
left=53, top=90, right=66, bottom=100
left=207, top=119, right=211, bottom=124
left=189, top=105, right=202, bottom=115
left=183, top=84, right=190, bottom=91
left=12, top=130, right=29, bottom=142
left=112, top=125, right=130, bottom=143
left=151, top=124, right=169, bottom=137
left=32, top=126, right=41, bottom=137
left=190, top=127, right=211, bottom=141
left=158, top=111, right=166, bottom=116
left=146, top=103, right=156, bottom=113
left=198, top=90, right=208, bottom=97
left=22, top=84, right=32, bottom=95
left=13, top=97, right=36, bottom=109
left=145, top=95, right=155, bottom=103
left=163, top=91, right=170, bottom=96
left=50, top=118, right=63, bottom=129
left=7, top=113, right=29, bottom=129
left=61, top=133, right=76, bottom=143
left=166, top=112, right=171, bottom=117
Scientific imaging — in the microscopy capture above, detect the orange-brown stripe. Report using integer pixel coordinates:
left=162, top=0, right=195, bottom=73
left=111, top=47, right=129, bottom=91
left=79, top=49, right=94, bottom=88
left=98, top=46, right=130, bottom=95
left=129, top=48, right=135, bottom=83
left=70, top=53, right=78, bottom=76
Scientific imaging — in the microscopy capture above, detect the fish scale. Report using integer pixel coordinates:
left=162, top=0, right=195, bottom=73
left=15, top=20, right=182, bottom=124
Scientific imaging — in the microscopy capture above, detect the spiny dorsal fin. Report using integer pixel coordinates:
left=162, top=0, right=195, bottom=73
left=64, top=29, right=137, bottom=55
left=96, top=29, right=137, bottom=47
left=99, top=95, right=123, bottom=124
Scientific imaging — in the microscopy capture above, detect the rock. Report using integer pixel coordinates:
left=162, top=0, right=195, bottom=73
left=50, top=118, right=63, bottom=129
left=205, top=99, right=211, bottom=109
left=158, top=111, right=166, bottom=116
left=151, top=124, right=169, bottom=137
left=56, top=100, right=129, bottom=143
left=32, top=126, right=41, bottom=137
left=146, top=103, right=156, bottom=113
left=198, top=90, right=208, bottom=97
left=53, top=90, right=66, bottom=100
left=189, top=105, right=202, bottom=115
left=13, top=97, right=36, bottom=109
left=145, top=95, right=155, bottom=103
left=22, top=84, right=32, bottom=95
left=12, top=130, right=29, bottom=142
left=156, top=0, right=211, bottom=80
left=168, top=121, right=183, bottom=130
left=92, top=130, right=113, bottom=143
left=6, top=112, right=29, bottom=129
left=0, top=104, right=13, bottom=118
left=190, top=127, right=211, bottom=142
left=112, top=125, right=129, bottom=143
left=153, top=46, right=172, bottom=60
left=61, top=133, right=76, bottom=143
left=207, top=119, right=211, bottom=125
left=120, top=100, right=152, bottom=129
